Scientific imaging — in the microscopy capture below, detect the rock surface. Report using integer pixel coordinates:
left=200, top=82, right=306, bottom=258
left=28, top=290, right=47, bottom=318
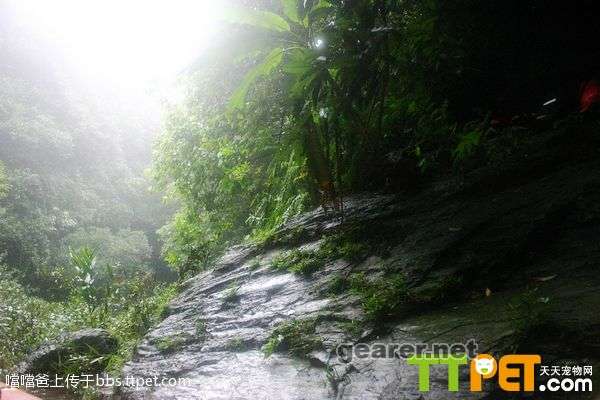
left=17, top=329, right=117, bottom=375
left=121, top=128, right=600, bottom=399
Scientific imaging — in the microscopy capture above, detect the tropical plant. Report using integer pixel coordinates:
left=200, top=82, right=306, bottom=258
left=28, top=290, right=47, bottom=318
left=70, top=248, right=98, bottom=306
left=69, top=247, right=115, bottom=325
left=220, top=0, right=438, bottom=192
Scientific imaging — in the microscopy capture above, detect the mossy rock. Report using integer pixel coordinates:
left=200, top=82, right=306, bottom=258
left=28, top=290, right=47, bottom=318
left=16, top=329, right=118, bottom=375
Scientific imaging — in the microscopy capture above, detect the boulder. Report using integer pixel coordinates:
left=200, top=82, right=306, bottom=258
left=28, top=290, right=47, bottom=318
left=16, top=328, right=117, bottom=375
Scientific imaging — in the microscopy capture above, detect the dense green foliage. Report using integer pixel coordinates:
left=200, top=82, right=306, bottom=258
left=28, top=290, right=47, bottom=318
left=0, top=17, right=172, bottom=298
left=0, top=267, right=82, bottom=369
left=157, top=0, right=600, bottom=278
left=156, top=0, right=600, bottom=279
left=0, top=259, right=177, bottom=373
left=0, top=11, right=175, bottom=374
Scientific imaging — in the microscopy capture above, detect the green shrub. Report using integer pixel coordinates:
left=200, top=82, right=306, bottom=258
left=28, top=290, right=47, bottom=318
left=104, top=283, right=178, bottom=373
left=0, top=281, right=63, bottom=369
left=0, top=266, right=89, bottom=369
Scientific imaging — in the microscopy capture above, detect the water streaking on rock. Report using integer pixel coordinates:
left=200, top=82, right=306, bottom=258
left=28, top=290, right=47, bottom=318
left=121, top=135, right=600, bottom=399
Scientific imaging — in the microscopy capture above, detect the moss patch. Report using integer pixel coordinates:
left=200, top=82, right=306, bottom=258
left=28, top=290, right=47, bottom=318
left=195, top=319, right=207, bottom=338
left=270, top=229, right=383, bottom=276
left=270, top=249, right=325, bottom=276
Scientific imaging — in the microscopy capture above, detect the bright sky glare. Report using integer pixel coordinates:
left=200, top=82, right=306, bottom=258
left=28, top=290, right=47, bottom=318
left=7, top=0, right=225, bottom=91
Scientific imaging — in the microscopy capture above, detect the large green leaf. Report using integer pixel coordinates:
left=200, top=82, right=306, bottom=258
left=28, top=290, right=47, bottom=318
left=223, top=6, right=290, bottom=33
left=283, top=48, right=314, bottom=75
left=311, top=0, right=332, bottom=13
left=304, top=0, right=332, bottom=25
left=281, top=0, right=301, bottom=24
left=230, top=47, right=285, bottom=110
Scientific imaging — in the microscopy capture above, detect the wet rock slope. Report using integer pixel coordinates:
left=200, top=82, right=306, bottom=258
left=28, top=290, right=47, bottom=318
left=121, top=130, right=600, bottom=399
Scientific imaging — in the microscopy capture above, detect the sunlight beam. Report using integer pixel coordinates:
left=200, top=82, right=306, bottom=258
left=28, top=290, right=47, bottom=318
left=7, top=0, right=224, bottom=89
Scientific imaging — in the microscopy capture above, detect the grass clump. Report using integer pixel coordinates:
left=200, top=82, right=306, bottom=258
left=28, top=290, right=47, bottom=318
left=324, top=222, right=400, bottom=262
left=249, top=258, right=261, bottom=271
left=254, top=226, right=308, bottom=248
left=262, top=318, right=321, bottom=358
left=339, top=320, right=365, bottom=338
left=155, top=333, right=189, bottom=353
left=358, top=273, right=408, bottom=321
left=223, top=281, right=241, bottom=304
left=327, top=275, right=350, bottom=295
left=335, top=272, right=409, bottom=322
left=318, top=234, right=370, bottom=264
left=326, top=272, right=370, bottom=295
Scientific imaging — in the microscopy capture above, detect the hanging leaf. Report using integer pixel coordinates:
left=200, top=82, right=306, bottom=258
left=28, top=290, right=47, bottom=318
left=453, top=130, right=481, bottom=161
left=230, top=47, right=285, bottom=110
left=222, top=6, right=291, bottom=33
